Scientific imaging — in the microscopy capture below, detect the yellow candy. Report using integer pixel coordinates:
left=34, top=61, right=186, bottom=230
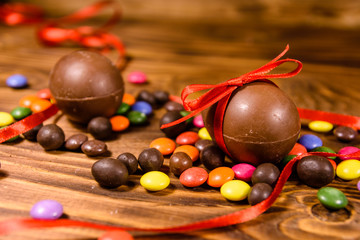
left=0, top=112, right=14, bottom=127
left=308, top=120, right=333, bottom=133
left=198, top=127, right=212, bottom=140
left=220, top=180, right=250, bottom=201
left=140, top=171, right=170, bottom=191
left=336, top=159, right=360, bottom=180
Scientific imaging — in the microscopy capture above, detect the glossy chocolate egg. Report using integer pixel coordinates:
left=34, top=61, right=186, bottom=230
left=203, top=82, right=300, bottom=165
left=49, top=50, right=124, bottom=123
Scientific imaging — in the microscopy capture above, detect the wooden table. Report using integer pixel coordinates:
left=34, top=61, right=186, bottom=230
left=0, top=1, right=359, bottom=239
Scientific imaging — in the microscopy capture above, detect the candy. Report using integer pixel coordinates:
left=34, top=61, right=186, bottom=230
left=169, top=152, right=193, bottom=176
left=140, top=171, right=170, bottom=191
left=136, top=90, right=156, bottom=106
left=220, top=180, right=250, bottom=201
left=6, top=74, right=28, bottom=88
left=194, top=139, right=214, bottom=152
left=110, top=115, right=130, bottom=132
left=92, top=158, right=129, bottom=188
left=198, top=127, right=212, bottom=140
left=30, top=200, right=63, bottom=220
left=1, top=127, right=19, bottom=142
left=138, top=148, right=164, bottom=172
left=19, top=95, right=40, bottom=108
left=179, top=167, right=208, bottom=188
left=127, top=71, right=147, bottom=84
left=336, top=159, right=360, bottom=180
left=338, top=146, right=360, bottom=160
left=200, top=145, right=225, bottom=170
left=0, top=112, right=15, bottom=127
left=116, top=152, right=138, bottom=174
left=251, top=163, right=280, bottom=187
left=149, top=137, right=176, bottom=155
left=308, top=120, right=333, bottom=133
left=81, top=140, right=108, bottom=157
left=30, top=99, right=52, bottom=113
left=22, top=123, right=43, bottom=141
left=122, top=93, right=136, bottom=106
left=296, top=156, right=334, bottom=188
left=164, top=101, right=184, bottom=112
left=288, top=143, right=307, bottom=156
left=232, top=163, right=256, bottom=182
left=64, top=134, right=88, bottom=151
left=153, top=90, right=169, bottom=106
left=37, top=124, right=65, bottom=150
left=87, top=117, right=113, bottom=140
left=127, top=111, right=148, bottom=125
left=98, top=230, right=134, bottom=240
left=358, top=180, right=360, bottom=191
left=159, top=111, right=187, bottom=138
left=180, top=111, right=193, bottom=124
left=278, top=154, right=297, bottom=170
left=174, top=145, right=199, bottom=162
left=176, top=131, right=200, bottom=145
left=131, top=101, right=153, bottom=116
left=36, top=88, right=52, bottom=99
left=207, top=167, right=234, bottom=188
left=333, top=126, right=358, bottom=143
left=311, top=146, right=336, bottom=159
left=248, top=183, right=273, bottom=206
left=49, top=50, right=124, bottom=123
left=116, top=102, right=131, bottom=115
left=10, top=106, right=31, bottom=120
left=298, top=134, right=322, bottom=151
left=317, top=187, right=348, bottom=210
left=193, top=115, right=204, bottom=128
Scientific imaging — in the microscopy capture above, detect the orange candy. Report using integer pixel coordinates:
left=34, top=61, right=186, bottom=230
left=174, top=145, right=199, bottom=162
left=19, top=95, right=40, bottom=108
left=122, top=93, right=136, bottom=106
left=328, top=159, right=337, bottom=171
left=288, top=143, right=307, bottom=156
left=30, top=99, right=52, bottom=113
left=150, top=137, right=176, bottom=155
left=110, top=115, right=130, bottom=132
left=207, top=167, right=235, bottom=188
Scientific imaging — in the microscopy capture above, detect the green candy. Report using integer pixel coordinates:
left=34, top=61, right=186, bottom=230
left=279, top=154, right=297, bottom=170
left=127, top=111, right=147, bottom=125
left=180, top=110, right=193, bottom=124
left=0, top=126, right=19, bottom=143
left=116, top=103, right=131, bottom=115
left=311, top=146, right=336, bottom=160
left=11, top=106, right=32, bottom=120
left=317, top=187, right=348, bottom=210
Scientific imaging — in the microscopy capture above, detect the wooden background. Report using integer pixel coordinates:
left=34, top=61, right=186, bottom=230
left=0, top=0, right=359, bottom=239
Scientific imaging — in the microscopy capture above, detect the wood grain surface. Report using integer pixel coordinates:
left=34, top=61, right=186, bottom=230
left=0, top=0, right=359, bottom=239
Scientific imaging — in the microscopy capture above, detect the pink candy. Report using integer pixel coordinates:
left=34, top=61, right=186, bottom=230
left=232, top=163, right=256, bottom=182
left=193, top=115, right=204, bottom=128
left=338, top=146, right=360, bottom=160
left=127, top=71, right=147, bottom=84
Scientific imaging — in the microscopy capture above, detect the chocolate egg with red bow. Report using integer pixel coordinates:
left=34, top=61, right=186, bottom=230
left=49, top=50, right=124, bottom=123
left=202, top=81, right=300, bottom=166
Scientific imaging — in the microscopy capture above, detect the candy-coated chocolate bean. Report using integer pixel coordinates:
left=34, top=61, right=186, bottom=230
left=338, top=146, right=360, bottom=160
left=298, top=134, right=322, bottom=151
left=153, top=90, right=169, bottom=106
left=159, top=111, right=187, bottom=138
left=30, top=200, right=63, bottom=220
left=127, top=111, right=148, bottom=125
left=122, top=93, right=136, bottom=106
left=36, top=88, right=52, bottom=99
left=336, top=159, right=360, bottom=180
left=0, top=112, right=14, bottom=127
left=179, top=167, right=208, bottom=187
left=278, top=155, right=297, bottom=170
left=136, top=90, right=156, bottom=106
left=149, top=137, right=176, bottom=155
left=317, top=187, right=348, bottom=210
left=6, top=74, right=28, bottom=88
left=198, top=127, right=212, bottom=140
left=164, top=101, right=184, bottom=112
left=98, top=230, right=134, bottom=240
left=193, top=114, right=204, bottom=128
left=81, top=140, right=108, bottom=156
left=176, top=131, right=200, bottom=145
left=140, top=171, right=170, bottom=191
left=207, top=167, right=234, bottom=188
left=200, top=145, right=225, bottom=170
left=180, top=111, right=193, bottom=124
left=194, top=139, right=214, bottom=152
left=288, top=143, right=307, bottom=156
left=23, top=123, right=43, bottom=141
left=232, top=163, right=256, bottom=182
left=127, top=71, right=147, bottom=84
left=92, top=158, right=128, bottom=188
left=116, top=152, right=138, bottom=174
left=131, top=101, right=153, bottom=116
left=251, top=163, right=280, bottom=187
left=37, top=124, right=65, bottom=150
left=138, top=148, right=164, bottom=172
left=296, top=155, right=334, bottom=188
left=328, top=159, right=337, bottom=171
left=357, top=180, right=360, bottom=191
left=220, top=180, right=250, bottom=201
left=248, top=183, right=273, bottom=206
left=19, top=95, right=40, bottom=108
left=312, top=146, right=336, bottom=160
left=64, top=134, right=88, bottom=151
left=116, top=102, right=131, bottom=115
left=333, top=126, right=358, bottom=143
left=11, top=106, right=31, bottom=120
left=87, top=117, right=113, bottom=140
left=308, top=120, right=333, bottom=133
left=174, top=145, right=199, bottom=162
left=30, top=99, right=52, bottom=113
left=170, top=152, right=193, bottom=176
left=0, top=127, right=19, bottom=142
left=110, top=115, right=130, bottom=132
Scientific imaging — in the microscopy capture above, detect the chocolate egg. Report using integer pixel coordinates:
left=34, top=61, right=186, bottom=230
left=49, top=50, right=124, bottom=123
left=203, top=81, right=300, bottom=166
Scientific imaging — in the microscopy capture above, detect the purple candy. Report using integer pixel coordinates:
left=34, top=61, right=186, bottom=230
left=30, top=200, right=63, bottom=220
left=357, top=180, right=360, bottom=192
left=232, top=163, right=256, bottom=182
left=338, top=146, right=360, bottom=160
left=193, top=115, right=204, bottom=128
left=298, top=134, right=322, bottom=151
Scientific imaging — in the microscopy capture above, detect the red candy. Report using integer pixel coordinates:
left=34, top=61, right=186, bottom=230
left=36, top=88, right=52, bottom=99
left=180, top=167, right=208, bottom=187
left=288, top=143, right=307, bottom=156
left=175, top=131, right=200, bottom=145
left=98, top=230, right=134, bottom=240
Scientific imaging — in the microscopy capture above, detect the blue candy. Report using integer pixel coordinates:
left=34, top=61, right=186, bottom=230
left=131, top=101, right=153, bottom=115
left=298, top=134, right=322, bottom=151
left=6, top=74, right=28, bottom=88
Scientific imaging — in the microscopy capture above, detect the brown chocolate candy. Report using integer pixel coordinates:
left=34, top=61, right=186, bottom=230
left=37, top=124, right=65, bottom=150
left=248, top=183, right=273, bottom=206
left=117, top=152, right=138, bottom=174
left=65, top=133, right=88, bottom=151
left=91, top=158, right=128, bottom=188
left=49, top=50, right=124, bottom=124
left=81, top=140, right=108, bottom=157
left=138, top=148, right=164, bottom=172
left=203, top=82, right=300, bottom=165
left=170, top=152, right=193, bottom=176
